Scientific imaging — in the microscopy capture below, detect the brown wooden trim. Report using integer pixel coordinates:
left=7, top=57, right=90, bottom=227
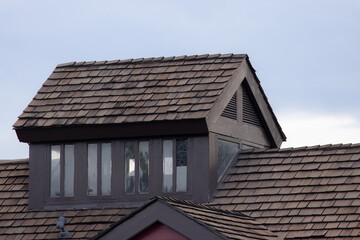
left=16, top=119, right=208, bottom=143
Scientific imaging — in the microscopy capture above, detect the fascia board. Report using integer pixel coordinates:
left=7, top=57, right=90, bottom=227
left=206, top=60, right=247, bottom=127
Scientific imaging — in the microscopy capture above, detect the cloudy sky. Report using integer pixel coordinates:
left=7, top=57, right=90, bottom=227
left=1, top=0, right=360, bottom=159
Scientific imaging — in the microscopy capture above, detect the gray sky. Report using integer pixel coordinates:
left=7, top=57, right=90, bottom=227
left=1, top=0, right=360, bottom=159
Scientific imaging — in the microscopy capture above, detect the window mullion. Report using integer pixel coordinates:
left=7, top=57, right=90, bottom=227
left=135, top=141, right=139, bottom=194
left=98, top=143, right=102, bottom=197
left=173, top=139, right=176, bottom=193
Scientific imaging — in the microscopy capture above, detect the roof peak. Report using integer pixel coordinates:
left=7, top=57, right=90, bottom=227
left=56, top=53, right=248, bottom=68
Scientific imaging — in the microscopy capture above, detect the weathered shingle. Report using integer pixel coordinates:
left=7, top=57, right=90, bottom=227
left=163, top=197, right=280, bottom=240
left=211, top=143, right=360, bottom=240
left=0, top=160, right=279, bottom=240
left=0, top=160, right=135, bottom=240
left=14, top=54, right=246, bottom=129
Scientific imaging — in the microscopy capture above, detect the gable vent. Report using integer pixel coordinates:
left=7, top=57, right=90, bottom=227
left=221, top=92, right=237, bottom=120
left=242, top=85, right=262, bottom=127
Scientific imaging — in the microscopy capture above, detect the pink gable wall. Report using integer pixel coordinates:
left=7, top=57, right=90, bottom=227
left=131, top=222, right=189, bottom=240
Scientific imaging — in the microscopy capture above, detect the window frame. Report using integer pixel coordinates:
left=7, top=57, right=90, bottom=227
left=86, top=141, right=113, bottom=199
left=124, top=140, right=150, bottom=195
left=162, top=138, right=189, bottom=195
left=215, top=135, right=240, bottom=182
left=48, top=144, right=75, bottom=200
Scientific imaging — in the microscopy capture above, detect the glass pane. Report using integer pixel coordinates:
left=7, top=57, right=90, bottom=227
left=64, top=145, right=74, bottom=197
left=87, top=143, right=97, bottom=196
left=217, top=139, right=239, bottom=180
left=125, top=142, right=135, bottom=194
left=139, top=141, right=149, bottom=193
left=163, top=140, right=173, bottom=192
left=101, top=143, right=112, bottom=196
left=242, top=144, right=254, bottom=150
left=176, top=139, right=187, bottom=192
left=50, top=145, right=61, bottom=197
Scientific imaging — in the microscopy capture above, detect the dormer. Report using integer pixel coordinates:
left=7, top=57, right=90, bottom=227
left=13, top=54, right=285, bottom=210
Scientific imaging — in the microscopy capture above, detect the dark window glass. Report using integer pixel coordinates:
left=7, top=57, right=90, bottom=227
left=139, top=141, right=149, bottom=193
left=163, top=140, right=173, bottom=192
left=87, top=143, right=98, bottom=196
left=176, top=139, right=187, bottom=192
left=217, top=139, right=239, bottom=180
left=50, top=145, right=61, bottom=197
left=101, top=143, right=112, bottom=196
left=125, top=142, right=136, bottom=194
left=64, top=145, right=74, bottom=197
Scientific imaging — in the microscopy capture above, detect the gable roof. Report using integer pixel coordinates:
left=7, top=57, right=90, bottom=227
left=13, top=53, right=285, bottom=144
left=94, top=197, right=280, bottom=240
left=211, top=143, right=360, bottom=239
left=0, top=160, right=136, bottom=240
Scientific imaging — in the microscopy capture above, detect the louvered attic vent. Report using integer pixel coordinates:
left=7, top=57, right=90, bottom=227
left=242, top=85, right=262, bottom=127
left=221, top=92, right=237, bottom=120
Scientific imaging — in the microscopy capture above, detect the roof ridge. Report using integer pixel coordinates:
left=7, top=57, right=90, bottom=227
left=158, top=196, right=252, bottom=219
left=0, top=159, right=29, bottom=165
left=239, top=142, right=360, bottom=154
left=56, top=53, right=247, bottom=68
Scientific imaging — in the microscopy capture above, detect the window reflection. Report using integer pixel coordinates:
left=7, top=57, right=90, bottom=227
left=125, top=142, right=136, bottom=194
left=101, top=143, right=112, bottom=196
left=163, top=140, right=173, bottom=192
left=139, top=141, right=149, bottom=193
left=88, top=143, right=98, bottom=196
left=64, top=145, right=74, bottom=197
left=176, top=139, right=187, bottom=192
left=217, top=139, right=239, bottom=180
left=50, top=146, right=61, bottom=197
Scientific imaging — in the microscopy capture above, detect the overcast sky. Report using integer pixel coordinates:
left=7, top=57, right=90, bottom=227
left=1, top=0, right=360, bottom=159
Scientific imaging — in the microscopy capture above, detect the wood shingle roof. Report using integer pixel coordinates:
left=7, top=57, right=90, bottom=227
left=163, top=197, right=280, bottom=240
left=14, top=54, right=246, bottom=129
left=0, top=160, right=278, bottom=240
left=0, top=160, right=135, bottom=240
left=211, top=143, right=360, bottom=239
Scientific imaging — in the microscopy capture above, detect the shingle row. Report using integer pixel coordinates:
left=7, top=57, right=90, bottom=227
left=14, top=54, right=245, bottom=129
left=0, top=160, right=135, bottom=240
left=212, top=144, right=360, bottom=239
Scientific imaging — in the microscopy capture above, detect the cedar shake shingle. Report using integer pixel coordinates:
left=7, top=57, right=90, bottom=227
left=14, top=54, right=246, bottom=129
left=0, top=160, right=135, bottom=240
left=211, top=143, right=360, bottom=240
left=0, top=160, right=278, bottom=240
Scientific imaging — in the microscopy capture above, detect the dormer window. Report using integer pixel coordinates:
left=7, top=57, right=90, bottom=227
left=50, top=145, right=75, bottom=198
left=125, top=141, right=150, bottom=194
left=217, top=139, right=239, bottom=180
left=163, top=139, right=188, bottom=193
left=19, top=54, right=286, bottom=210
left=87, top=143, right=112, bottom=196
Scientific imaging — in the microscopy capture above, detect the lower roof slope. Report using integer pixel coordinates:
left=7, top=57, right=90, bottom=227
left=0, top=160, right=135, bottom=240
left=212, top=143, right=360, bottom=240
left=163, top=197, right=280, bottom=240
left=0, top=160, right=277, bottom=240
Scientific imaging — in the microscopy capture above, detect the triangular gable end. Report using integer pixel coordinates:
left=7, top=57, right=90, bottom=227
left=92, top=199, right=225, bottom=240
left=206, top=57, right=285, bottom=148
left=132, top=222, right=188, bottom=240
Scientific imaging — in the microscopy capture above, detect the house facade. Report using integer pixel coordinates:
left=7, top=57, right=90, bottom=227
left=1, top=54, right=359, bottom=239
